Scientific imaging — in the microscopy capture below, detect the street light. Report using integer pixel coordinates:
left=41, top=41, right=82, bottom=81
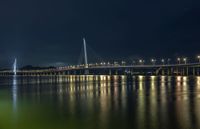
left=183, top=58, right=187, bottom=64
left=151, top=59, right=156, bottom=65
left=139, top=59, right=144, bottom=65
left=167, top=58, right=171, bottom=65
left=122, top=61, right=126, bottom=66
left=177, top=58, right=181, bottom=64
left=161, top=59, right=165, bottom=65
left=197, top=56, right=200, bottom=63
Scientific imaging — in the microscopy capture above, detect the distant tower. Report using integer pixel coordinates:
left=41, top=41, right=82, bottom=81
left=83, top=38, right=88, bottom=68
left=13, top=58, right=17, bottom=75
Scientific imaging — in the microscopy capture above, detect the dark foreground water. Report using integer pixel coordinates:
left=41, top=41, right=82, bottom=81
left=0, top=75, right=200, bottom=129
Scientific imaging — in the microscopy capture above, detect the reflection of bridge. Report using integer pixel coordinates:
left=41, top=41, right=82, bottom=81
left=0, top=38, right=200, bottom=76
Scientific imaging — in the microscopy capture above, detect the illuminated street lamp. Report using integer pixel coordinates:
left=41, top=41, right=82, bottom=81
left=122, top=61, right=126, bottom=66
left=139, top=59, right=144, bottom=65
left=167, top=58, right=171, bottom=65
left=151, top=59, right=156, bottom=65
left=114, top=61, right=118, bottom=66
left=183, top=58, right=187, bottom=64
left=100, top=62, right=106, bottom=66
left=197, top=56, right=200, bottom=63
left=177, top=58, right=181, bottom=64
left=161, top=59, right=165, bottom=65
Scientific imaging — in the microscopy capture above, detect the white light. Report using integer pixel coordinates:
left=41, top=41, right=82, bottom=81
left=183, top=76, right=188, bottom=82
left=177, top=76, right=182, bottom=82
left=139, top=76, right=144, bottom=81
left=161, top=76, right=165, bottom=82
left=151, top=76, right=156, bottom=81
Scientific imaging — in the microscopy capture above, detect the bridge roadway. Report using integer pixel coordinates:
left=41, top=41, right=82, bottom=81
left=0, top=62, right=200, bottom=76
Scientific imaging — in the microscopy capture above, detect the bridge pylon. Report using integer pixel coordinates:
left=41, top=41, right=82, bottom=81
left=83, top=38, right=89, bottom=74
left=83, top=38, right=88, bottom=68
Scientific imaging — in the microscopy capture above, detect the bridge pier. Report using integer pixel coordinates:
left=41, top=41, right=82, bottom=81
left=193, top=67, right=196, bottom=76
left=186, top=67, right=189, bottom=76
left=161, top=69, right=165, bottom=75
left=115, top=70, right=118, bottom=75
left=109, top=70, right=112, bottom=75
left=84, top=69, right=89, bottom=75
left=167, top=68, right=170, bottom=75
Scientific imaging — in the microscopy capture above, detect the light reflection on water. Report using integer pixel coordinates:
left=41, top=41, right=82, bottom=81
left=12, top=76, right=17, bottom=113
left=0, top=75, right=200, bottom=129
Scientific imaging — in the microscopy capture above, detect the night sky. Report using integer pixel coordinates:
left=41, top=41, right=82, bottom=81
left=0, top=0, right=200, bottom=67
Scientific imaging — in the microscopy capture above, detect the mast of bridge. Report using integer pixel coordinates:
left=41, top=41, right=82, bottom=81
left=83, top=38, right=88, bottom=68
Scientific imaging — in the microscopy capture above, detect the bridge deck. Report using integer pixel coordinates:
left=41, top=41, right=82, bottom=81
left=0, top=63, right=200, bottom=73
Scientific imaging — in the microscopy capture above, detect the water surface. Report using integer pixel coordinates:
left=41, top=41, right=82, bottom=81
left=0, top=75, right=200, bottom=129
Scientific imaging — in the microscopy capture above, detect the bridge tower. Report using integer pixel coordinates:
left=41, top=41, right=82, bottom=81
left=83, top=38, right=89, bottom=74
left=83, top=38, right=88, bottom=68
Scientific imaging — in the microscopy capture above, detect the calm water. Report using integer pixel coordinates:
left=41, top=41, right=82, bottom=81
left=0, top=75, right=200, bottom=129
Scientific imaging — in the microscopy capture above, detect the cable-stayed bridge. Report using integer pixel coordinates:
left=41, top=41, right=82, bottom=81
left=0, top=39, right=200, bottom=76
